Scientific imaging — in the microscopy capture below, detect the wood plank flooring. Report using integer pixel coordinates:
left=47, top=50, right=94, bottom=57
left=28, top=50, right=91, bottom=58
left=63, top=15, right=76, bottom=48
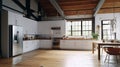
left=0, top=50, right=120, bottom=67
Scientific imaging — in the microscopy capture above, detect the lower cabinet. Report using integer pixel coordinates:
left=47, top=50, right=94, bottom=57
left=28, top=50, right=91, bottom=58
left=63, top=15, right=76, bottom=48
left=23, top=40, right=52, bottom=53
left=23, top=40, right=40, bottom=53
left=39, top=40, right=52, bottom=49
left=60, top=40, right=75, bottom=49
left=60, top=40, right=95, bottom=50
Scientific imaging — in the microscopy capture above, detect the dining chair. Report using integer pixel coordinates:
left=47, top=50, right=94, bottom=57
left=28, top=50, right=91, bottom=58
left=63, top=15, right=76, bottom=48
left=104, top=47, right=120, bottom=63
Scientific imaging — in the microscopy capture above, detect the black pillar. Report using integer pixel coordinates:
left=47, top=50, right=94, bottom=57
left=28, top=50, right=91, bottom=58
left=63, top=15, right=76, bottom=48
left=0, top=0, right=2, bottom=57
left=92, top=17, right=95, bottom=33
left=26, top=0, right=31, bottom=18
left=37, top=2, right=42, bottom=21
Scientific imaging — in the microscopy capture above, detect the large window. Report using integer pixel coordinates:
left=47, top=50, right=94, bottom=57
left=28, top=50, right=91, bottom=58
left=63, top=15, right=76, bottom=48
left=102, top=20, right=115, bottom=40
left=66, top=19, right=93, bottom=36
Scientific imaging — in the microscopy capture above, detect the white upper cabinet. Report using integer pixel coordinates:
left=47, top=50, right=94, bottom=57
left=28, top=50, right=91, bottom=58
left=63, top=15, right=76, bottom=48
left=8, top=11, right=23, bottom=26
left=22, top=17, right=38, bottom=34
left=8, top=11, right=16, bottom=25
left=7, top=11, right=38, bottom=34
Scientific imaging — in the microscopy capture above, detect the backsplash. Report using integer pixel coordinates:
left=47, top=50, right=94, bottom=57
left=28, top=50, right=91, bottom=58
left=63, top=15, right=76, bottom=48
left=23, top=34, right=51, bottom=40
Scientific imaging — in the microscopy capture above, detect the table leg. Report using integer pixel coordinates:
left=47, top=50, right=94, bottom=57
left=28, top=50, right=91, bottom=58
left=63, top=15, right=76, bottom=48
left=98, top=44, right=100, bottom=60
left=92, top=42, right=94, bottom=54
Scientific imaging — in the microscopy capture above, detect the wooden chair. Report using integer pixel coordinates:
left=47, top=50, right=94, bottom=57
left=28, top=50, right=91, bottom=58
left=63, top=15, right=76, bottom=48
left=104, top=47, right=120, bottom=63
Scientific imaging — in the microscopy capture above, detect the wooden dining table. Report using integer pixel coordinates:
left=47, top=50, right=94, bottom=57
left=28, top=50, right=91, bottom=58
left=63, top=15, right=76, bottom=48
left=92, top=42, right=120, bottom=60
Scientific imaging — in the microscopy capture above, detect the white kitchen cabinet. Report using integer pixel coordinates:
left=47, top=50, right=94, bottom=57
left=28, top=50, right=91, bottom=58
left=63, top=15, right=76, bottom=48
left=23, top=41, right=30, bottom=53
left=7, top=11, right=38, bottom=34
left=22, top=17, right=38, bottom=34
left=8, top=11, right=16, bottom=25
left=75, top=40, right=93, bottom=50
left=60, top=40, right=75, bottom=49
left=8, top=11, right=23, bottom=26
left=23, top=40, right=40, bottom=53
left=60, top=40, right=95, bottom=50
left=15, top=13, right=24, bottom=26
left=39, top=40, right=52, bottom=49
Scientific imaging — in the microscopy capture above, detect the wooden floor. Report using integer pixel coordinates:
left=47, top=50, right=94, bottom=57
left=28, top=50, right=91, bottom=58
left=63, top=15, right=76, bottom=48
left=0, top=49, right=120, bottom=67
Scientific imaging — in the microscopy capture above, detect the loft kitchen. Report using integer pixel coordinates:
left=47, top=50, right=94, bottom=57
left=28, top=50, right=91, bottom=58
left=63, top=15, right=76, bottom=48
left=0, top=0, right=120, bottom=67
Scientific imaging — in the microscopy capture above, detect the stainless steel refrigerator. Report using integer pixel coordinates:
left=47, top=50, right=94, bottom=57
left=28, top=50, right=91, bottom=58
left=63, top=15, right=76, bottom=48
left=9, top=25, right=23, bottom=57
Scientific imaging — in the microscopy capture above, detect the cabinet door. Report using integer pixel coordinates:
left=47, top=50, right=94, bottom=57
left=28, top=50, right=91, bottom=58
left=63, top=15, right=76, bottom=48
left=60, top=40, right=65, bottom=49
left=40, top=40, right=47, bottom=48
left=23, top=41, right=30, bottom=53
left=60, top=40, right=75, bottom=49
left=8, top=11, right=16, bottom=25
left=23, top=40, right=39, bottom=53
left=60, top=40, right=70, bottom=49
left=36, top=40, right=40, bottom=49
left=22, top=18, right=37, bottom=34
left=15, top=13, right=24, bottom=26
left=75, top=40, right=93, bottom=50
left=66, top=40, right=75, bottom=49
left=75, top=40, right=81, bottom=49
left=40, top=40, right=52, bottom=49
left=8, top=11, right=24, bottom=26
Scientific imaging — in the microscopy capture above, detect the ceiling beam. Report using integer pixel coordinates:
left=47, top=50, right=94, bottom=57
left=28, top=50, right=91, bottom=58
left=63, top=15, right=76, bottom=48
left=12, top=0, right=26, bottom=10
left=49, top=0, right=66, bottom=19
left=93, top=0, right=105, bottom=16
left=12, top=0, right=39, bottom=21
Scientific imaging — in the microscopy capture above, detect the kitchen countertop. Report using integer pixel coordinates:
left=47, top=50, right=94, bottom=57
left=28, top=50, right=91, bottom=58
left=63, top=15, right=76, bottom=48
left=61, top=38, right=94, bottom=40
left=23, top=38, right=51, bottom=41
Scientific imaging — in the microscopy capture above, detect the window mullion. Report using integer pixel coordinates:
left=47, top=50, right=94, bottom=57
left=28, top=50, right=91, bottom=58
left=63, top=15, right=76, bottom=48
left=81, top=20, right=83, bottom=36
left=71, top=22, right=73, bottom=36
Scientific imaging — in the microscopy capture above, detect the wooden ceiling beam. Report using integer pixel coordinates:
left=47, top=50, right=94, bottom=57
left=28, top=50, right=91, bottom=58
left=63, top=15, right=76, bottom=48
left=64, top=10, right=93, bottom=15
left=49, top=0, right=65, bottom=19
left=93, top=0, right=105, bottom=16
left=61, top=4, right=96, bottom=11
left=61, top=4, right=96, bottom=8
left=105, top=0, right=120, bottom=3
left=99, top=7, right=120, bottom=13
left=59, top=0, right=98, bottom=3
left=102, top=2, right=120, bottom=8
left=59, top=1, right=98, bottom=6
left=64, top=8, right=93, bottom=11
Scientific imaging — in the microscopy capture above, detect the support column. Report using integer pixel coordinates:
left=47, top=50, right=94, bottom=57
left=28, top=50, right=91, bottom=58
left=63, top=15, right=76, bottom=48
left=0, top=0, right=2, bottom=57
left=26, top=0, right=31, bottom=18
left=37, top=2, right=42, bottom=21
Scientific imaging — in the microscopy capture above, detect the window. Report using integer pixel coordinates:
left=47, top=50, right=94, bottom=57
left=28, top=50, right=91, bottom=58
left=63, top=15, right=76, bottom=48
left=102, top=20, right=115, bottom=40
left=66, top=19, right=93, bottom=36
left=82, top=20, right=92, bottom=36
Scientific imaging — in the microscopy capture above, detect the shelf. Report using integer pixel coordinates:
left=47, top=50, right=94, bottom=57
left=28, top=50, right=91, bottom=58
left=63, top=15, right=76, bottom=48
left=51, top=27, right=61, bottom=30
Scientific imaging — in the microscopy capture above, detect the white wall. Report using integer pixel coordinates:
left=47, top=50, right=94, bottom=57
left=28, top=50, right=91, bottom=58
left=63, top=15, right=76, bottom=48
left=95, top=13, right=120, bottom=40
left=38, top=20, right=66, bottom=37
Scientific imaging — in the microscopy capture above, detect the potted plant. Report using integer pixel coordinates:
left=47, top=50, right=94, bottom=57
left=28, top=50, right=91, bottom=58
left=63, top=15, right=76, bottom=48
left=92, top=33, right=99, bottom=40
